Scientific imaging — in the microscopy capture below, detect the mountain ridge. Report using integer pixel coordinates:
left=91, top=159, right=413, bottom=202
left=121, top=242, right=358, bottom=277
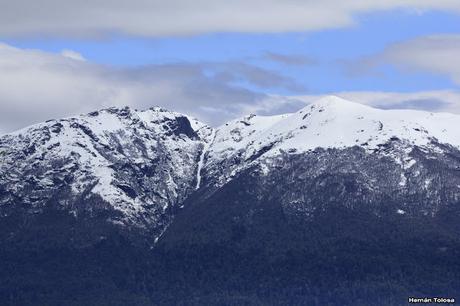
left=1, top=95, right=460, bottom=232
left=1, top=95, right=460, bottom=305
left=0, top=105, right=211, bottom=235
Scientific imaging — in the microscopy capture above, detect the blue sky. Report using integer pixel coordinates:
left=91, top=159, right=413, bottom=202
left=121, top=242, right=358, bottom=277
left=1, top=1, right=460, bottom=132
left=5, top=9, right=460, bottom=93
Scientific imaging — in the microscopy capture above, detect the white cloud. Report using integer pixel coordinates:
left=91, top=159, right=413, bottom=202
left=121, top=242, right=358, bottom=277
left=0, top=42, right=302, bottom=133
left=1, top=1, right=460, bottom=38
left=61, top=49, right=86, bottom=61
left=1, top=43, right=460, bottom=135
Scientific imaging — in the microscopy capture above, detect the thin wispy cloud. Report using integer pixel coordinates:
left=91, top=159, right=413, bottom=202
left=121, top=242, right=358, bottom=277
left=380, top=35, right=460, bottom=85
left=61, top=49, right=86, bottom=61
left=346, top=34, right=460, bottom=85
left=263, top=52, right=316, bottom=66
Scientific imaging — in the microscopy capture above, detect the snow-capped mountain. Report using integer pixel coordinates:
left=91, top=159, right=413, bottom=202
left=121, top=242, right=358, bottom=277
left=0, top=106, right=212, bottom=234
left=1, top=96, right=460, bottom=232
left=157, top=97, right=460, bottom=304
left=202, top=95, right=460, bottom=188
left=2, top=96, right=460, bottom=305
left=214, top=95, right=459, bottom=155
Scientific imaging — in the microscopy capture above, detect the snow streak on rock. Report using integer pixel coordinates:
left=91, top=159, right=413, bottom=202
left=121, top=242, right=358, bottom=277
left=196, top=129, right=216, bottom=190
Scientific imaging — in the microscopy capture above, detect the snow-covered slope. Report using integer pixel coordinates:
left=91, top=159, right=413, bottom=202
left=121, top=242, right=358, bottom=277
left=204, top=96, right=460, bottom=186
left=1, top=96, right=459, bottom=231
left=0, top=106, right=212, bottom=231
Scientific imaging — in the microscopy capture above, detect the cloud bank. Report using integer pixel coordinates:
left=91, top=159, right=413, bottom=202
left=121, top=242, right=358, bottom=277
left=1, top=41, right=460, bottom=135
left=2, top=1, right=460, bottom=38
left=0, top=43, right=303, bottom=133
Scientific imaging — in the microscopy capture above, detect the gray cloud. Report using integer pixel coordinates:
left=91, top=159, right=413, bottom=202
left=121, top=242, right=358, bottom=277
left=208, top=62, right=307, bottom=91
left=347, top=34, right=460, bottom=85
left=376, top=98, right=450, bottom=111
left=382, top=35, right=460, bottom=85
left=1, top=1, right=460, bottom=38
left=0, top=43, right=305, bottom=133
left=263, top=52, right=316, bottom=66
left=238, top=95, right=308, bottom=117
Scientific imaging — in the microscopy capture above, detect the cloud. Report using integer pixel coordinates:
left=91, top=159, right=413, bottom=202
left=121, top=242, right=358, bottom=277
left=208, top=62, right=307, bottom=91
left=263, top=52, right=316, bottom=66
left=0, top=43, right=304, bottom=133
left=2, top=42, right=460, bottom=135
left=376, top=98, right=449, bottom=111
left=348, top=35, right=460, bottom=85
left=382, top=35, right=460, bottom=85
left=2, top=1, right=460, bottom=38
left=61, top=49, right=86, bottom=61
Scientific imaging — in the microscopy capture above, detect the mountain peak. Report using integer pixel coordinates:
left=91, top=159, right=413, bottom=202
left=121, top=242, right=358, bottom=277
left=312, top=95, right=350, bottom=105
left=207, top=95, right=460, bottom=179
left=86, top=105, right=182, bottom=120
left=303, top=95, right=372, bottom=113
left=0, top=103, right=211, bottom=229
